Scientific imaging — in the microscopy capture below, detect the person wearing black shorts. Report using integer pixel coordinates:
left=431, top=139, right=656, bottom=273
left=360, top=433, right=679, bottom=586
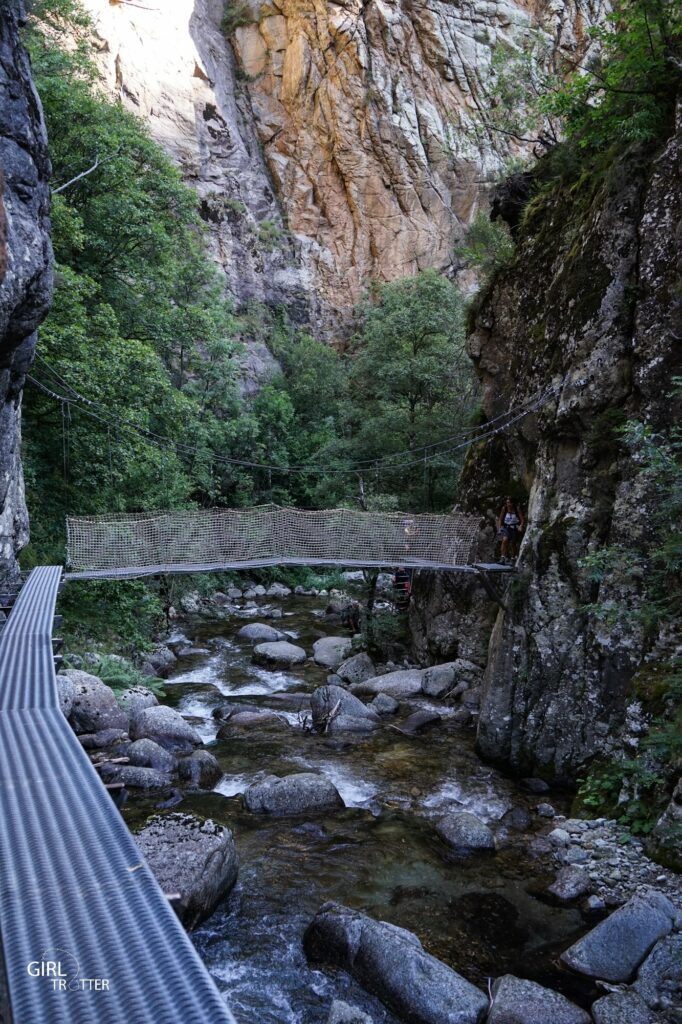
left=496, top=496, right=525, bottom=564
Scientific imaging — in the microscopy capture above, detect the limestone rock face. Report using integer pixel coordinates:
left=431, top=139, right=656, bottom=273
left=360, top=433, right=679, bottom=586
left=78, top=0, right=315, bottom=375
left=0, top=3, right=53, bottom=583
left=77, top=0, right=601, bottom=340
left=229, top=0, right=604, bottom=327
left=411, top=101, right=682, bottom=779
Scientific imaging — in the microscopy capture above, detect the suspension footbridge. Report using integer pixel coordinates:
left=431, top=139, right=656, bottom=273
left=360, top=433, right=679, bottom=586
left=64, top=504, right=497, bottom=580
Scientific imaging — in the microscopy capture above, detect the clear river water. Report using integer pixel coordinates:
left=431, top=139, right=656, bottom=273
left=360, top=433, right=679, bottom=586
left=120, top=594, right=593, bottom=1024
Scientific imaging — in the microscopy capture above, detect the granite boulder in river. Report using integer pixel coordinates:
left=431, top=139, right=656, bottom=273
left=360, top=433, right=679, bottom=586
left=243, top=772, right=344, bottom=816
left=304, top=902, right=488, bottom=1024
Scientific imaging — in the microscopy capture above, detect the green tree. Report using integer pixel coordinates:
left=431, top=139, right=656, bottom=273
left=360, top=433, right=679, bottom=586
left=345, top=271, right=478, bottom=509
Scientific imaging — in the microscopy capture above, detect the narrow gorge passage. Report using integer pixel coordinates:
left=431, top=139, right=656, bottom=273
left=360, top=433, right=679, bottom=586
left=121, top=589, right=591, bottom=1024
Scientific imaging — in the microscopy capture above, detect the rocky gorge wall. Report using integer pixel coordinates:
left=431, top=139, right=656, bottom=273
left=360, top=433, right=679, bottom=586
left=411, top=105, right=682, bottom=780
left=0, top=2, right=53, bottom=584
left=80, top=0, right=605, bottom=343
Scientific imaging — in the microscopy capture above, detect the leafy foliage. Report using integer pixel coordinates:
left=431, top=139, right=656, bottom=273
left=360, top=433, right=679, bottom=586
left=93, top=654, right=166, bottom=698
left=465, top=0, right=681, bottom=156
left=455, top=212, right=516, bottom=280
left=21, top=1, right=481, bottom=652
left=577, top=418, right=682, bottom=839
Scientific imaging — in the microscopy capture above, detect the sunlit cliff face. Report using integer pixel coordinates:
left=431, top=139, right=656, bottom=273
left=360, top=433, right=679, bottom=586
left=81, top=0, right=605, bottom=331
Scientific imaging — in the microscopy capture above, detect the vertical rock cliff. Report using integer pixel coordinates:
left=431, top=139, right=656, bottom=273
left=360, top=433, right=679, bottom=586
left=0, top=2, right=53, bottom=583
left=411, top=105, right=682, bottom=780
left=80, top=0, right=605, bottom=338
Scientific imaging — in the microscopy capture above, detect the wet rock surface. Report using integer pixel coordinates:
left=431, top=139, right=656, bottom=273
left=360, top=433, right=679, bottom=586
left=561, top=890, right=675, bottom=982
left=305, top=902, right=488, bottom=1024
left=243, top=772, right=344, bottom=816
left=487, top=974, right=590, bottom=1024
left=435, top=811, right=495, bottom=855
left=351, top=669, right=424, bottom=699
left=311, top=685, right=380, bottom=735
left=253, top=640, right=307, bottom=666
left=130, top=705, right=203, bottom=752
left=135, top=813, right=238, bottom=929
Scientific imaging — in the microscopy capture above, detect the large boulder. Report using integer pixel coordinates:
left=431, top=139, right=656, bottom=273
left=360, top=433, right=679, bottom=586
left=633, top=931, right=682, bottom=1009
left=351, top=669, right=424, bottom=699
left=178, top=750, right=223, bottom=789
left=435, top=812, right=495, bottom=855
left=560, top=890, right=675, bottom=983
left=487, top=975, right=590, bottom=1024
left=243, top=773, right=344, bottom=816
left=99, top=764, right=172, bottom=790
left=253, top=641, right=307, bottom=667
left=371, top=693, right=400, bottom=716
left=127, top=737, right=177, bottom=772
left=313, top=637, right=353, bottom=670
left=61, top=670, right=129, bottom=734
left=311, top=685, right=380, bottom=735
left=591, top=991, right=654, bottom=1024
left=117, top=685, right=159, bottom=719
left=304, top=902, right=488, bottom=1024
left=336, top=653, right=375, bottom=687
left=130, top=705, right=203, bottom=753
left=140, top=644, right=177, bottom=678
left=238, top=622, right=287, bottom=642
left=56, top=674, right=75, bottom=717
left=422, top=659, right=481, bottom=698
left=135, top=813, right=238, bottom=929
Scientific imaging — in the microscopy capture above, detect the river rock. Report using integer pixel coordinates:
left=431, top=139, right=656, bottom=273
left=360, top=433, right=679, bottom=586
left=117, top=685, right=159, bottom=718
left=547, top=865, right=591, bottom=902
left=56, top=673, right=75, bottom=717
left=336, top=653, right=375, bottom=686
left=435, top=812, right=495, bottom=855
left=421, top=662, right=458, bottom=698
left=253, top=641, right=307, bottom=666
left=397, top=709, right=442, bottom=735
left=178, top=750, right=222, bottom=788
left=100, top=764, right=172, bottom=789
left=266, top=582, right=291, bottom=597
left=78, top=728, right=128, bottom=749
left=135, top=813, right=238, bottom=929
left=313, top=636, right=353, bottom=670
left=304, top=902, right=488, bottom=1024
left=130, top=705, right=203, bottom=752
left=488, top=975, right=590, bottom=1024
left=421, top=659, right=478, bottom=698
left=591, top=991, right=654, bottom=1024
left=140, top=644, right=177, bottom=678
left=633, top=931, right=682, bottom=1009
left=351, top=669, right=424, bottom=699
left=238, top=622, right=287, bottom=642
left=127, top=738, right=177, bottom=772
left=371, top=693, right=400, bottom=715
left=327, top=1001, right=374, bottom=1024
left=62, top=670, right=129, bottom=734
left=243, top=773, right=344, bottom=816
left=560, top=890, right=676, bottom=982
left=311, top=685, right=380, bottom=734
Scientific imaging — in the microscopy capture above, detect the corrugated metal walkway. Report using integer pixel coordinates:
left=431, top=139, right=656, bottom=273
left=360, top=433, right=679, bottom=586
left=0, top=567, right=235, bottom=1023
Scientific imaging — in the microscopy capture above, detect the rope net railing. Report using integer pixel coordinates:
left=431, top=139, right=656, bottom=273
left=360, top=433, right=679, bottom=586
left=66, top=505, right=481, bottom=578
